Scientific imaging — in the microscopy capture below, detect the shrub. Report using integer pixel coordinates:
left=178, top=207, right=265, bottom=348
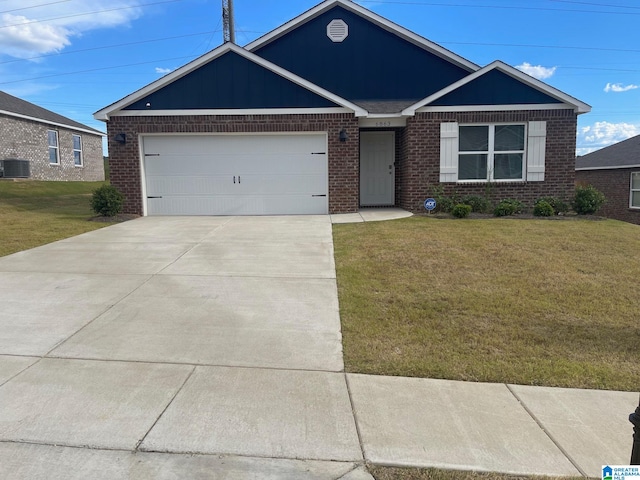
left=431, top=185, right=458, bottom=213
left=91, top=184, right=124, bottom=217
left=533, top=200, right=554, bottom=217
left=494, top=199, right=524, bottom=217
left=452, top=203, right=472, bottom=218
left=536, top=196, right=569, bottom=215
left=462, top=195, right=490, bottom=213
left=573, top=184, right=605, bottom=215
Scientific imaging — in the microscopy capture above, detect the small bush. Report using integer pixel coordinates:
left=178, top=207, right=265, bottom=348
left=431, top=185, right=458, bottom=213
left=452, top=203, right=472, bottom=218
left=494, top=199, right=524, bottom=217
left=462, top=195, right=490, bottom=213
left=533, top=200, right=554, bottom=217
left=91, top=184, right=124, bottom=217
left=573, top=184, right=605, bottom=215
left=536, top=196, right=569, bottom=215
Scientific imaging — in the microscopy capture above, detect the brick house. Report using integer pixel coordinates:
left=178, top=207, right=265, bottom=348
left=0, top=90, right=105, bottom=181
left=576, top=135, right=640, bottom=225
left=95, top=0, right=589, bottom=216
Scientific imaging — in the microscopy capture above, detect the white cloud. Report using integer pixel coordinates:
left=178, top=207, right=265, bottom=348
left=155, top=67, right=172, bottom=75
left=577, top=121, right=640, bottom=155
left=515, top=62, right=557, bottom=80
left=0, top=1, right=144, bottom=58
left=604, top=82, right=639, bottom=93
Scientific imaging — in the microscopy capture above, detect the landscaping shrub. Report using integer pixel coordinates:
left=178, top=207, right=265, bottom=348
left=431, top=185, right=458, bottom=213
left=533, top=200, right=554, bottom=217
left=451, top=203, right=472, bottom=218
left=493, top=199, right=524, bottom=217
left=91, top=184, right=124, bottom=217
left=536, top=196, right=569, bottom=215
left=462, top=195, right=490, bottom=213
left=573, top=184, right=605, bottom=215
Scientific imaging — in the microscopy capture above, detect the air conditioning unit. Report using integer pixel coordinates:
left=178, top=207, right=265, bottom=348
left=2, top=159, right=30, bottom=178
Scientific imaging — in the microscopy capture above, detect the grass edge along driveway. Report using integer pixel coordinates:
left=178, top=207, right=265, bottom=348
left=333, top=216, right=640, bottom=392
left=0, top=180, right=114, bottom=257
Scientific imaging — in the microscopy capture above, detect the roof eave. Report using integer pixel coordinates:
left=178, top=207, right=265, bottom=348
left=402, top=60, right=591, bottom=116
left=94, top=42, right=368, bottom=120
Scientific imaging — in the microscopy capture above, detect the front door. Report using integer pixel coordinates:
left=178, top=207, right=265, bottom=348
left=360, top=131, right=395, bottom=206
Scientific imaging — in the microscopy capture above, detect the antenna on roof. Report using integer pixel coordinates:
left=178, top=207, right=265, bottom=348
left=222, top=0, right=236, bottom=44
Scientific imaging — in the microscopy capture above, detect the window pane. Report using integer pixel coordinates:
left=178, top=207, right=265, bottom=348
left=74, top=151, right=82, bottom=166
left=633, top=191, right=640, bottom=207
left=49, top=148, right=58, bottom=164
left=632, top=173, right=640, bottom=190
left=459, top=154, right=487, bottom=180
left=459, top=126, right=488, bottom=152
left=48, top=131, right=57, bottom=147
left=495, top=125, right=525, bottom=151
left=494, top=153, right=523, bottom=180
left=73, top=135, right=81, bottom=150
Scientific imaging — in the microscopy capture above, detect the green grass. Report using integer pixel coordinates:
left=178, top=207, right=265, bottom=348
left=368, top=466, right=587, bottom=480
left=333, top=216, right=640, bottom=391
left=0, top=180, right=114, bottom=257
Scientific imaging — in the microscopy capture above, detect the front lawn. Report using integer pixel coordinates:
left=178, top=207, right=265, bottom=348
left=0, top=180, right=113, bottom=257
left=333, top=216, right=640, bottom=391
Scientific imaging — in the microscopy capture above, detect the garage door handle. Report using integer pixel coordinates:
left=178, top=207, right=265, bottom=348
left=312, top=194, right=327, bottom=197
left=147, top=196, right=163, bottom=199
left=233, top=176, right=241, bottom=184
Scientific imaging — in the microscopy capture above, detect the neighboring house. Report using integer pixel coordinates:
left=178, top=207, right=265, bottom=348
left=95, top=0, right=590, bottom=216
left=576, top=135, right=640, bottom=225
left=0, top=90, right=105, bottom=181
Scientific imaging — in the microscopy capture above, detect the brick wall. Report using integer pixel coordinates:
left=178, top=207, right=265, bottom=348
left=576, top=168, right=640, bottom=225
left=398, top=109, right=578, bottom=212
left=106, top=114, right=360, bottom=215
left=0, top=114, right=105, bottom=181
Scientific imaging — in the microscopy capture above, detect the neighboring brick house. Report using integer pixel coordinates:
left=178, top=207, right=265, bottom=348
left=0, top=90, right=105, bottom=181
left=576, top=135, right=640, bottom=225
left=95, top=0, right=589, bottom=216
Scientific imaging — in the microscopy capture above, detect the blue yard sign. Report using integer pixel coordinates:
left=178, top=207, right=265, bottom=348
left=424, top=198, right=436, bottom=211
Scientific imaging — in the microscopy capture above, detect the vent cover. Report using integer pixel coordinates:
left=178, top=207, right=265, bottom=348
left=327, top=19, right=348, bottom=42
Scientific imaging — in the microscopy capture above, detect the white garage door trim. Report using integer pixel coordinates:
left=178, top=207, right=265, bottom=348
left=139, top=132, right=329, bottom=216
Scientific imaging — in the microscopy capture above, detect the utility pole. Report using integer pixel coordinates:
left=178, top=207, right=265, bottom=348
left=222, top=0, right=235, bottom=44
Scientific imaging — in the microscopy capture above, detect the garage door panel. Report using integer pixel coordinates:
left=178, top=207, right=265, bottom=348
left=145, top=175, right=234, bottom=196
left=142, top=134, right=328, bottom=216
left=147, top=195, right=327, bottom=216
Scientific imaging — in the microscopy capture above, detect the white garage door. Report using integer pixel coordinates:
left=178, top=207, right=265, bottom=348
left=142, top=134, right=328, bottom=216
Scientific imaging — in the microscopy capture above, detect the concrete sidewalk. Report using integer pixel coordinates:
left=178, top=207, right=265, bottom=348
left=0, top=213, right=637, bottom=479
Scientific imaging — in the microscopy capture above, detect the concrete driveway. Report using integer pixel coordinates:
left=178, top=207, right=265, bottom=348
left=0, top=216, right=367, bottom=479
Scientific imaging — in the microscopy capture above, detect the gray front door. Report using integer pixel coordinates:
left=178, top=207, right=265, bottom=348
left=360, top=131, right=395, bottom=206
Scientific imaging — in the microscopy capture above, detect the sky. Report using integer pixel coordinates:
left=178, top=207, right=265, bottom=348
left=1, top=0, right=639, bottom=156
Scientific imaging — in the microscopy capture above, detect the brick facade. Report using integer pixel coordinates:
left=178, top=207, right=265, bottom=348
left=0, top=114, right=105, bottom=181
left=396, top=109, right=578, bottom=212
left=576, top=168, right=640, bottom=225
left=106, top=114, right=360, bottom=215
left=106, top=109, right=578, bottom=216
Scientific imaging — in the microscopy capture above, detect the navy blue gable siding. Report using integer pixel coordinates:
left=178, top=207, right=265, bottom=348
left=431, top=69, right=562, bottom=106
left=252, top=6, right=471, bottom=102
left=124, top=51, right=339, bottom=110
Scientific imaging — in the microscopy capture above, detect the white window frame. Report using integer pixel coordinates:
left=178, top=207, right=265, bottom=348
left=73, top=134, right=83, bottom=167
left=631, top=172, right=640, bottom=209
left=458, top=123, right=527, bottom=183
left=48, top=130, right=59, bottom=165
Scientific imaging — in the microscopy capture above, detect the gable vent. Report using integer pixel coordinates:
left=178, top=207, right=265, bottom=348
left=327, top=19, right=348, bottom=42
